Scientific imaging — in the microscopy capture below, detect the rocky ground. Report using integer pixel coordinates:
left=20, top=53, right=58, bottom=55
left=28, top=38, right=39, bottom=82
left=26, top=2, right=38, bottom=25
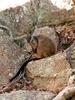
left=0, top=90, right=56, bottom=100
left=0, top=0, right=75, bottom=99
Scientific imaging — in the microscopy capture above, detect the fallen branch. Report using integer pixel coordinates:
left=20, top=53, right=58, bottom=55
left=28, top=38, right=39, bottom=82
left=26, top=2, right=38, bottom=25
left=53, top=85, right=75, bottom=100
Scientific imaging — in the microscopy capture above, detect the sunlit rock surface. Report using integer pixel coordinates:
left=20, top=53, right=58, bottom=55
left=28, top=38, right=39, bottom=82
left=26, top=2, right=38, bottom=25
left=27, top=52, right=71, bottom=92
left=0, top=90, right=55, bottom=100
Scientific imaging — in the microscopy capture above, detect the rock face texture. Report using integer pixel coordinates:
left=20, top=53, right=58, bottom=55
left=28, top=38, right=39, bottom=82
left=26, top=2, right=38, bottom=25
left=0, top=29, right=31, bottom=86
left=26, top=52, right=71, bottom=92
left=0, top=90, right=56, bottom=100
left=0, top=0, right=73, bottom=36
left=0, top=0, right=75, bottom=99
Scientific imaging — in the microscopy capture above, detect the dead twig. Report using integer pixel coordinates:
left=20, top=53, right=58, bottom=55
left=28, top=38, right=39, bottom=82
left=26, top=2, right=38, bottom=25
left=53, top=85, right=75, bottom=100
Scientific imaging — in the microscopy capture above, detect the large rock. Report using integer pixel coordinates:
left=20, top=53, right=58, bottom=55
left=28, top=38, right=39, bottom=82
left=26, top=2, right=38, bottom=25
left=26, top=52, right=72, bottom=92
left=0, top=0, right=59, bottom=36
left=0, top=5, right=33, bottom=36
left=0, top=29, right=30, bottom=86
left=27, top=0, right=59, bottom=27
left=0, top=90, right=55, bottom=100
